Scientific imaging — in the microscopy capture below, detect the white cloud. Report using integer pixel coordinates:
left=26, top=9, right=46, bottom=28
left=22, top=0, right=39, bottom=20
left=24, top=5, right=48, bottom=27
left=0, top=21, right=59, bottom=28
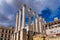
left=7, top=15, right=14, bottom=21
left=5, top=0, right=13, bottom=4
left=0, top=0, right=2, bottom=5
left=0, top=22, right=9, bottom=26
left=0, top=0, right=4, bottom=6
left=35, top=0, right=40, bottom=2
left=0, top=0, right=60, bottom=26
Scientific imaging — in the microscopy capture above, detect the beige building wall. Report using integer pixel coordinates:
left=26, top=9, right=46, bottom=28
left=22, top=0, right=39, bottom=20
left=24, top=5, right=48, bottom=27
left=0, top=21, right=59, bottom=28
left=0, top=26, right=14, bottom=40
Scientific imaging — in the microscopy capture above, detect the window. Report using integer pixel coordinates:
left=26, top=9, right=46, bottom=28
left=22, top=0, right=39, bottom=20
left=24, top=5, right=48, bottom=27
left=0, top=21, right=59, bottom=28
left=8, top=35, right=10, bottom=38
left=1, top=34, right=3, bottom=37
left=9, top=30, right=10, bottom=34
left=2, top=29, right=4, bottom=32
left=0, top=29, right=2, bottom=32
left=5, top=30, right=7, bottom=33
left=8, top=39, right=10, bottom=40
left=12, top=31, right=13, bottom=34
left=58, top=24, right=60, bottom=27
left=4, top=38, right=6, bottom=40
left=5, top=34, right=7, bottom=37
left=45, top=26, right=47, bottom=29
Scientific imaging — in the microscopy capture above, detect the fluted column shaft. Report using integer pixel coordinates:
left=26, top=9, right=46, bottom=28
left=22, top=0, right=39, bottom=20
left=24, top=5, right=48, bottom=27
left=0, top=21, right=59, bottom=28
left=11, top=34, right=14, bottom=40
left=14, top=33, right=15, bottom=40
left=43, top=25, right=46, bottom=35
left=17, top=32, right=19, bottom=40
left=39, top=17, right=43, bottom=33
left=28, top=8, right=33, bottom=40
left=21, top=4, right=26, bottom=29
left=20, top=4, right=27, bottom=40
left=15, top=13, right=19, bottom=32
left=18, top=9, right=22, bottom=31
left=28, top=8, right=31, bottom=31
left=32, top=12, right=36, bottom=33
left=35, top=18, right=38, bottom=32
left=36, top=14, right=40, bottom=33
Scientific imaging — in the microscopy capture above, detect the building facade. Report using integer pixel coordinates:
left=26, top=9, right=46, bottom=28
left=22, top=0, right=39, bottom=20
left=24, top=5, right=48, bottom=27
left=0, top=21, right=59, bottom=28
left=0, top=26, right=14, bottom=40
left=43, top=17, right=60, bottom=40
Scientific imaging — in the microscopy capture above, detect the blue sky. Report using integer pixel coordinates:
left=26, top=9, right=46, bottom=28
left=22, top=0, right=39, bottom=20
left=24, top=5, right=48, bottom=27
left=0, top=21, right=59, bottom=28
left=0, top=0, right=60, bottom=26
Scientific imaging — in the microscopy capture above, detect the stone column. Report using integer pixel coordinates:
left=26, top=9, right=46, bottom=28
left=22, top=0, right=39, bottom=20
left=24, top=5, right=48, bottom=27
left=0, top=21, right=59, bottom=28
left=3, top=30, right=6, bottom=40
left=43, top=25, right=46, bottom=35
left=14, top=33, right=15, bottom=40
left=17, top=32, right=19, bottom=40
left=14, top=33, right=16, bottom=40
left=28, top=8, right=31, bottom=31
left=36, top=14, right=40, bottom=33
left=15, top=13, right=19, bottom=32
left=18, top=9, right=22, bottom=31
left=28, top=8, right=33, bottom=40
left=15, top=33, right=17, bottom=40
left=32, top=22, right=34, bottom=34
left=11, top=34, right=14, bottom=40
left=20, top=29, right=27, bottom=40
left=18, top=31, right=20, bottom=40
left=20, top=4, right=27, bottom=40
left=35, top=18, right=38, bottom=33
left=32, top=12, right=36, bottom=33
left=15, top=13, right=19, bottom=40
left=21, top=4, right=26, bottom=29
left=39, top=16, right=42, bottom=33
